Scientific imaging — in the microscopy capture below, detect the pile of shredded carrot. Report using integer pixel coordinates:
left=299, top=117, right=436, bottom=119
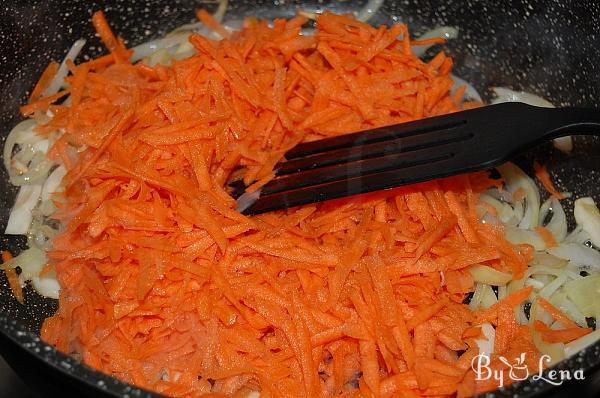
left=18, top=10, right=587, bottom=397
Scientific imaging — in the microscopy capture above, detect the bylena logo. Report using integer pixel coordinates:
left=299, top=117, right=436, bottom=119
left=471, top=353, right=585, bottom=387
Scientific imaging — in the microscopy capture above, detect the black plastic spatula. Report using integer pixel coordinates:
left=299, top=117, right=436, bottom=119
left=235, top=102, right=600, bottom=215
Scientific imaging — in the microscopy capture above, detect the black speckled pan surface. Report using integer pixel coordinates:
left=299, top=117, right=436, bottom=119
left=0, top=0, right=599, bottom=397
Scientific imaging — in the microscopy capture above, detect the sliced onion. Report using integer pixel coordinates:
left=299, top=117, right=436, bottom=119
left=213, top=0, right=229, bottom=23
left=4, top=119, right=54, bottom=186
left=548, top=243, right=600, bottom=272
left=41, top=165, right=66, bottom=201
left=497, top=162, right=540, bottom=230
left=469, top=265, right=512, bottom=285
left=499, top=286, right=511, bottom=302
left=491, top=87, right=554, bottom=107
left=43, top=39, right=86, bottom=97
left=525, top=278, right=546, bottom=290
left=32, top=272, right=60, bottom=299
left=563, top=275, right=600, bottom=317
left=538, top=273, right=568, bottom=298
left=133, top=32, right=193, bottom=63
left=4, top=119, right=37, bottom=169
left=539, top=197, right=567, bottom=242
left=505, top=227, right=546, bottom=250
left=551, top=292, right=587, bottom=327
left=484, top=187, right=513, bottom=203
left=507, top=277, right=526, bottom=296
left=475, top=323, right=495, bottom=358
left=529, top=299, right=566, bottom=363
left=480, top=284, right=498, bottom=309
left=565, top=225, right=591, bottom=245
left=532, top=328, right=565, bottom=364
left=574, top=197, right=600, bottom=247
left=469, top=282, right=484, bottom=311
left=565, top=328, right=600, bottom=358
left=236, top=189, right=261, bottom=213
left=530, top=252, right=569, bottom=268
left=356, top=0, right=385, bottom=22
left=553, top=136, right=573, bottom=153
left=5, top=185, right=42, bottom=235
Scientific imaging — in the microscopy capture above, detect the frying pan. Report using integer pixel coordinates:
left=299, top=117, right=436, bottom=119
left=1, top=0, right=600, bottom=397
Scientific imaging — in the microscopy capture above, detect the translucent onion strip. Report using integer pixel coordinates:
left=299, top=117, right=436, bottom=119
left=356, top=0, right=385, bottom=22
left=565, top=329, right=600, bottom=358
left=475, top=323, right=495, bottom=358
left=574, top=197, right=600, bottom=247
left=468, top=265, right=512, bottom=285
left=43, top=39, right=86, bottom=97
left=3, top=119, right=54, bottom=186
left=497, top=162, right=540, bottom=230
left=539, top=197, right=568, bottom=243
left=548, top=243, right=600, bottom=272
left=41, top=165, right=67, bottom=201
left=5, top=185, right=42, bottom=235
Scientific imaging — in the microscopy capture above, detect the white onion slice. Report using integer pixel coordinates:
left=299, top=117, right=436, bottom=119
left=43, top=39, right=86, bottom=97
left=32, top=273, right=60, bottom=299
left=553, top=136, right=573, bottom=153
left=564, top=275, right=600, bottom=318
left=538, top=273, right=567, bottom=298
left=491, top=87, right=554, bottom=107
left=4, top=119, right=37, bottom=170
left=539, top=197, right=567, bottom=243
left=5, top=185, right=42, bottom=235
left=469, top=265, right=512, bottom=285
left=469, top=282, right=485, bottom=311
left=565, top=328, right=600, bottom=358
left=236, top=189, right=261, bottom=213
left=574, top=197, right=600, bottom=247
left=41, top=165, right=67, bottom=201
left=497, top=162, right=540, bottom=230
left=565, top=225, right=592, bottom=245
left=548, top=243, right=600, bottom=272
left=213, top=0, right=229, bottom=23
left=480, top=284, right=498, bottom=309
left=505, top=227, right=546, bottom=250
left=132, top=33, right=193, bottom=63
left=356, top=0, right=385, bottom=22
left=475, top=322, right=495, bottom=358
left=551, top=292, right=588, bottom=327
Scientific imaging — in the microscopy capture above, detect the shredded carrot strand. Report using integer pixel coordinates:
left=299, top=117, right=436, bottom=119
left=29, top=61, right=59, bottom=102
left=535, top=226, right=557, bottom=248
left=533, top=161, right=565, bottom=199
left=2, top=251, right=23, bottom=304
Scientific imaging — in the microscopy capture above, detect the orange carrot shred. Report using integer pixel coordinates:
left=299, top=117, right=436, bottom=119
left=533, top=161, right=565, bottom=199
left=2, top=251, right=23, bottom=304
left=196, top=9, right=232, bottom=39
left=535, top=226, right=557, bottom=248
left=29, top=61, right=59, bottom=102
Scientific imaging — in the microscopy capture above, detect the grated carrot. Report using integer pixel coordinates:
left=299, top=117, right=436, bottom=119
left=2, top=251, right=23, bottom=304
left=30, top=10, right=549, bottom=397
